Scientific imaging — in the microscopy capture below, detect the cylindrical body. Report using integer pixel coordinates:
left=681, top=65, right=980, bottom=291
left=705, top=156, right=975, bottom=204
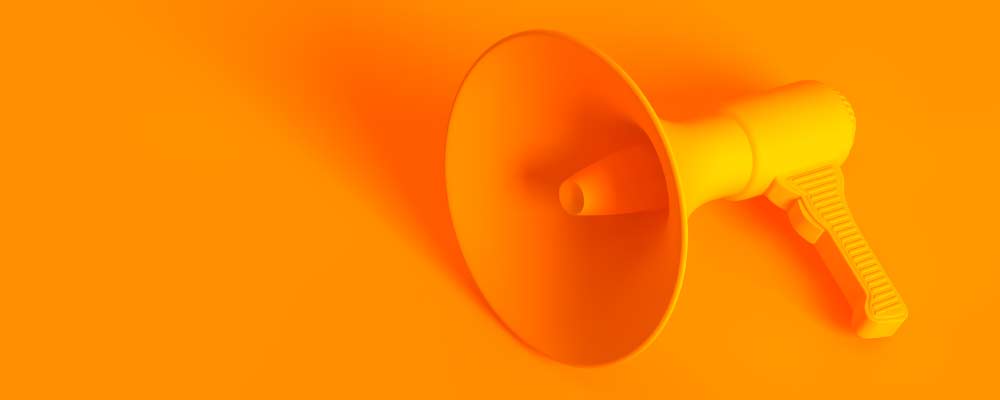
left=662, top=116, right=752, bottom=213
left=662, top=80, right=857, bottom=212
left=561, top=81, right=858, bottom=216
left=719, top=80, right=856, bottom=200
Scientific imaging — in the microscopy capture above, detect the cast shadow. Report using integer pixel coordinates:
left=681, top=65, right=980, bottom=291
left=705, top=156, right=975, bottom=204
left=718, top=197, right=853, bottom=332
left=281, top=29, right=487, bottom=309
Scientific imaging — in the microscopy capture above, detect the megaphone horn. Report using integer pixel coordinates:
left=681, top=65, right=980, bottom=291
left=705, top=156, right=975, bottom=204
left=446, top=30, right=907, bottom=365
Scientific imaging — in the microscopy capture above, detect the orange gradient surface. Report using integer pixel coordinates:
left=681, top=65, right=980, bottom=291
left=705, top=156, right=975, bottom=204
left=2, top=1, right=999, bottom=398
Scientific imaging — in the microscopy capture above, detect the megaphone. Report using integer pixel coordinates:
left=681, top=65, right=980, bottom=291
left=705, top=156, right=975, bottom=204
left=446, top=31, right=907, bottom=365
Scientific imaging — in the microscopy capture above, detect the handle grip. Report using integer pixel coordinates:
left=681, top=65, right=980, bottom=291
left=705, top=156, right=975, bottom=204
left=767, top=166, right=908, bottom=338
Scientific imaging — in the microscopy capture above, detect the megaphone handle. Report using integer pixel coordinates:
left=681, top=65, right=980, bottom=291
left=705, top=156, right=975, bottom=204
left=768, top=166, right=908, bottom=338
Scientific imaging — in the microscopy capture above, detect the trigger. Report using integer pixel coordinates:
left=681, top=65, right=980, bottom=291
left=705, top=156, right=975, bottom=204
left=765, top=179, right=825, bottom=243
left=788, top=199, right=824, bottom=243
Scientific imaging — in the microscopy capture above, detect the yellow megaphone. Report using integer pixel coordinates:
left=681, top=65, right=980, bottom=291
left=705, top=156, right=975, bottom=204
left=446, top=30, right=907, bottom=365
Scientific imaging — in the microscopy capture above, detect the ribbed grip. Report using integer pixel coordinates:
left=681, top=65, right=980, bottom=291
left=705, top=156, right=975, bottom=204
left=772, top=166, right=908, bottom=338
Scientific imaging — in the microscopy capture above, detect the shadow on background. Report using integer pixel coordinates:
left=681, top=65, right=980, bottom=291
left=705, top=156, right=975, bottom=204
left=282, top=27, right=488, bottom=309
left=721, top=197, right=853, bottom=331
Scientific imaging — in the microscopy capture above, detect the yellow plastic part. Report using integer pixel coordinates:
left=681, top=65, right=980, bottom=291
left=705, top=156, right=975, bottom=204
left=566, top=81, right=908, bottom=338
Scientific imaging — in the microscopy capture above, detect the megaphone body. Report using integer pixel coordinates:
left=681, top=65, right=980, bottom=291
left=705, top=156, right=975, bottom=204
left=446, top=30, right=907, bottom=365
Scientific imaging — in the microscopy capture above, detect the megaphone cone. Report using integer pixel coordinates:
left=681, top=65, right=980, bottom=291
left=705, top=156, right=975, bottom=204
left=446, top=30, right=907, bottom=365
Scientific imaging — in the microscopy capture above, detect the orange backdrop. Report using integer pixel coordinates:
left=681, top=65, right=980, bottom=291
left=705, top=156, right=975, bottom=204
left=3, top=1, right=999, bottom=398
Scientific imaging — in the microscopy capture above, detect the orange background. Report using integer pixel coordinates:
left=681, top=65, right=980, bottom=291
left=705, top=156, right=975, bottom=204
left=3, top=1, right=999, bottom=398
